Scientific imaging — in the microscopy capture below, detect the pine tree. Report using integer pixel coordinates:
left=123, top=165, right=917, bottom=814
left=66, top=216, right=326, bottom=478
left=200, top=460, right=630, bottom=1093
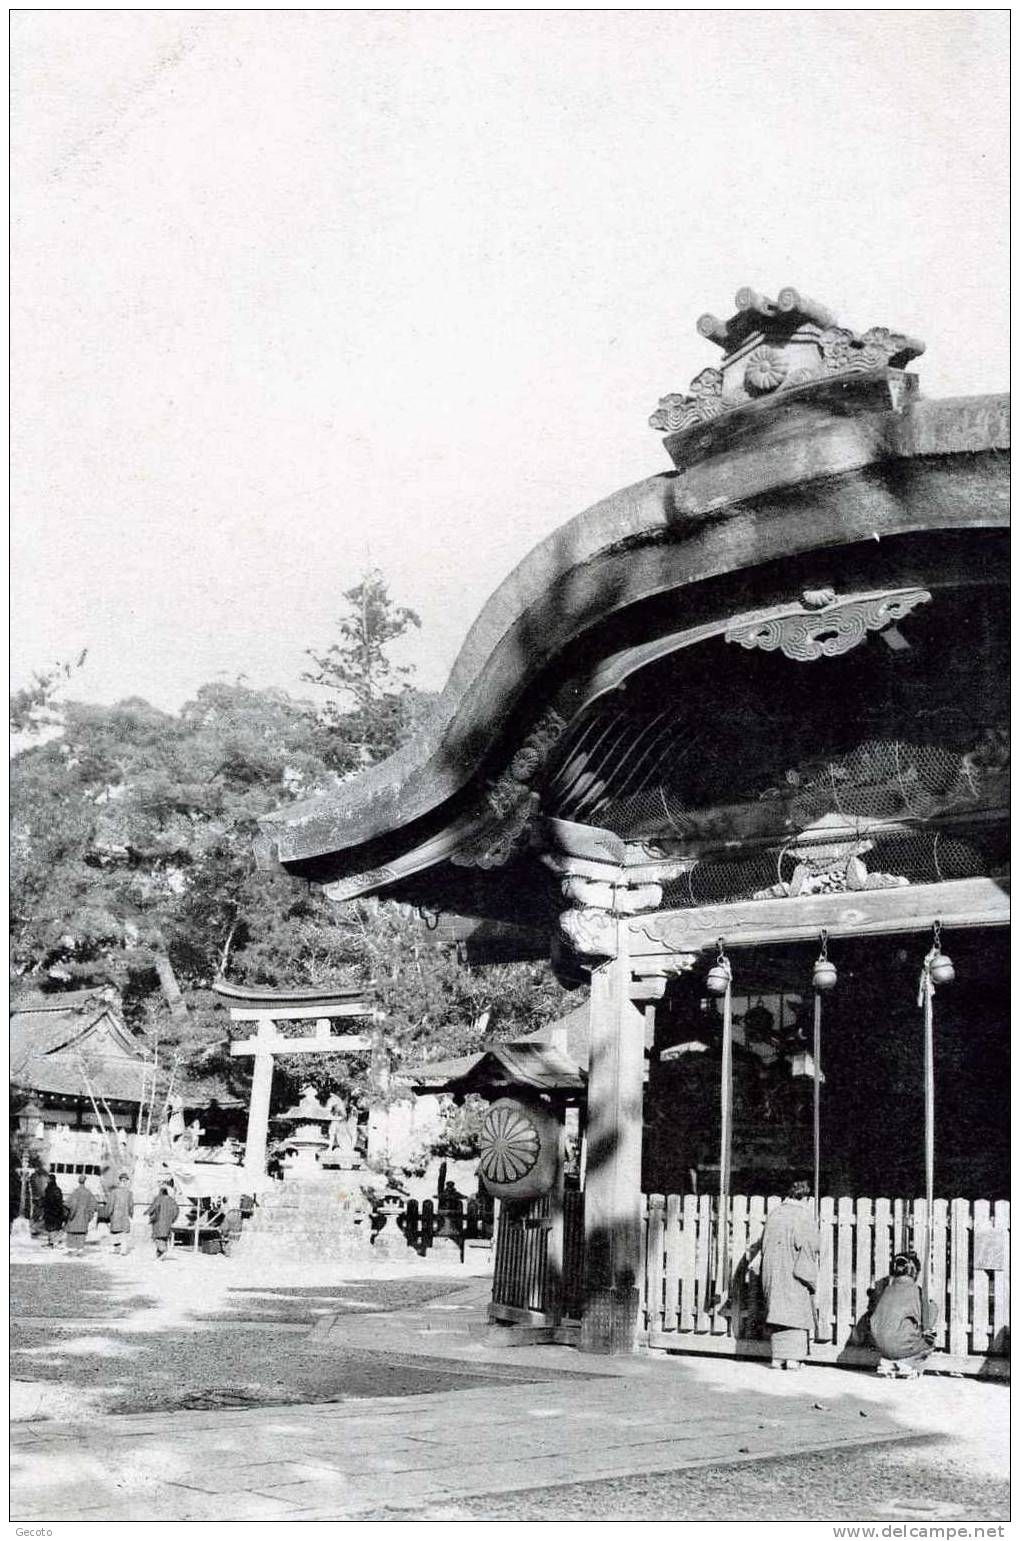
left=302, top=568, right=423, bottom=764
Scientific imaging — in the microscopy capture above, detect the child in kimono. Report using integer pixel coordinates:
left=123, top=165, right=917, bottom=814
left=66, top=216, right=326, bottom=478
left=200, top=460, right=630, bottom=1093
left=869, top=1251, right=938, bottom=1378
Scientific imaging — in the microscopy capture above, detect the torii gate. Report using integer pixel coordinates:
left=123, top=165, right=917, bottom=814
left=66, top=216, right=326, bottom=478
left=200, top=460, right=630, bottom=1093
left=213, top=981, right=379, bottom=1173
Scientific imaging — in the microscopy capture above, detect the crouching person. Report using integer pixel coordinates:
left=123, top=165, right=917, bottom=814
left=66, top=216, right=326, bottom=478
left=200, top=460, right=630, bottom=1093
left=869, top=1251, right=938, bottom=1379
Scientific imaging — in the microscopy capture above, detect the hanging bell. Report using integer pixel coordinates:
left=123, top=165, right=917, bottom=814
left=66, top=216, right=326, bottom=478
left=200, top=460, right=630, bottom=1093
left=927, top=952, right=955, bottom=986
left=705, top=961, right=731, bottom=996
left=812, top=956, right=838, bottom=992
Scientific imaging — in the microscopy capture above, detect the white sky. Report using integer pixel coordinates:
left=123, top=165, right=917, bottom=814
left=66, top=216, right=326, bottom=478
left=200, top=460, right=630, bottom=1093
left=10, top=11, right=1010, bottom=712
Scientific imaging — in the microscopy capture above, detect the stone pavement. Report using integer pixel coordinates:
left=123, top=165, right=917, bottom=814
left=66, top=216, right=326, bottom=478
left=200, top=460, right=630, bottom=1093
left=11, top=1367, right=915, bottom=1521
left=11, top=1280, right=930, bottom=1522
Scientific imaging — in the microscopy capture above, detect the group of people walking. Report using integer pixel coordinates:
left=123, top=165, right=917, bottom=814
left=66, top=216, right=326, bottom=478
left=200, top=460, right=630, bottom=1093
left=30, top=1171, right=180, bottom=1259
left=759, top=1176, right=938, bottom=1379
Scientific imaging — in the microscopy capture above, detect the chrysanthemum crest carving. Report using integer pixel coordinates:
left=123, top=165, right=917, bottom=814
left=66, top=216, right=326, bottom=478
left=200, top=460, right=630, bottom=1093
left=649, top=286, right=924, bottom=441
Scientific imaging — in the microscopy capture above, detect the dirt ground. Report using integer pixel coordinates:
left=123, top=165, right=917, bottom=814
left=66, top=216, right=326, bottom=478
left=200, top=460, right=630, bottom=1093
left=10, top=1237, right=1010, bottom=1524
left=10, top=1248, right=563, bottom=1418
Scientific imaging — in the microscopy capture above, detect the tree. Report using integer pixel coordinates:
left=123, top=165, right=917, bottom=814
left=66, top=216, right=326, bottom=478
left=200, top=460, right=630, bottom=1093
left=9, top=651, right=86, bottom=738
left=11, top=574, right=570, bottom=1123
left=302, top=568, right=425, bottom=764
left=9, top=683, right=346, bottom=1067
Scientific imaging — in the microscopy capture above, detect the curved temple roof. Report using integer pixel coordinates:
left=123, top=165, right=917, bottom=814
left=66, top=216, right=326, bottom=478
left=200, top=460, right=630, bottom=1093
left=258, top=292, right=1009, bottom=928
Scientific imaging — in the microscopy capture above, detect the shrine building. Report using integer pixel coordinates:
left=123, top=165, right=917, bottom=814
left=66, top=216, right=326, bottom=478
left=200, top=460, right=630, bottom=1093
left=258, top=289, right=1009, bottom=1368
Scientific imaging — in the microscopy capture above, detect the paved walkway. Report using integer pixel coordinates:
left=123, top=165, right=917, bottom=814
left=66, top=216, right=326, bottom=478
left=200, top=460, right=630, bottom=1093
left=12, top=1368, right=915, bottom=1521
left=10, top=1281, right=954, bottom=1522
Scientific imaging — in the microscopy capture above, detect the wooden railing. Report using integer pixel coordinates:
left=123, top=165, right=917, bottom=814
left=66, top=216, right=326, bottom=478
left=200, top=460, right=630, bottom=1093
left=640, top=1192, right=1010, bottom=1374
left=491, top=1189, right=586, bottom=1324
left=491, top=1194, right=551, bottom=1318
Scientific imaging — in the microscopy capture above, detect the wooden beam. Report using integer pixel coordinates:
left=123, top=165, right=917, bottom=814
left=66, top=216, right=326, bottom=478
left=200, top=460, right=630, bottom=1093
left=642, top=1334, right=1009, bottom=1379
left=230, top=1035, right=372, bottom=1058
left=630, top=977, right=668, bottom=1002
left=226, top=1002, right=371, bottom=1023
left=628, top=877, right=1009, bottom=959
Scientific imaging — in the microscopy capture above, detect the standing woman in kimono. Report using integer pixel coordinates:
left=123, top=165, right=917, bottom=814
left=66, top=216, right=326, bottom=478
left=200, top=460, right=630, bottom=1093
left=760, top=1176, right=820, bottom=1371
left=41, top=1174, right=67, bottom=1247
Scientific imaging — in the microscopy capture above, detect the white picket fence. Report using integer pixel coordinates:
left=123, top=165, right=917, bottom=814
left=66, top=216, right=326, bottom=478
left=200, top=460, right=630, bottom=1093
left=640, top=1193, right=1009, bottom=1375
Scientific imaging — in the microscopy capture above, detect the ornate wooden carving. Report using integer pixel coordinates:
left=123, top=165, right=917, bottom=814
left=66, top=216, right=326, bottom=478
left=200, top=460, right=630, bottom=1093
left=559, top=907, right=618, bottom=959
left=451, top=706, right=567, bottom=870
left=725, top=588, right=931, bottom=663
left=651, top=286, right=925, bottom=437
left=628, top=877, right=1010, bottom=955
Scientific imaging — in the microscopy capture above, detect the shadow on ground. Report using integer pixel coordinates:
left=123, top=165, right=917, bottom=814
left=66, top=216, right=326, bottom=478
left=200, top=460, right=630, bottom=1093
left=196, top=1279, right=460, bottom=1326
left=11, top=1269, right=573, bottom=1415
left=10, top=1260, right=157, bottom=1321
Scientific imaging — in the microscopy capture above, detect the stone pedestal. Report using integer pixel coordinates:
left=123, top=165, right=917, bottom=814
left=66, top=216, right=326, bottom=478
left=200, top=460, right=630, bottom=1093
left=281, top=1123, right=330, bottom=1181
left=370, top=1196, right=410, bottom=1259
left=428, top=1235, right=462, bottom=1264
left=235, top=1175, right=375, bottom=1262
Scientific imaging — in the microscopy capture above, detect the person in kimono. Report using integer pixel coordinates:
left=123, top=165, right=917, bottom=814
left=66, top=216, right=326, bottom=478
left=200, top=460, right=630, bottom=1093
left=41, top=1174, right=67, bottom=1247
left=868, top=1251, right=938, bottom=1378
left=64, top=1175, right=98, bottom=1253
left=146, top=1184, right=179, bottom=1259
left=760, top=1176, right=820, bottom=1371
left=107, top=1172, right=135, bottom=1254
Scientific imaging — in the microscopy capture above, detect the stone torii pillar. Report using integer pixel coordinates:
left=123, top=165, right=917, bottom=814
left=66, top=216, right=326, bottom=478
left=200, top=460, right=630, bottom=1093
left=213, top=982, right=377, bottom=1174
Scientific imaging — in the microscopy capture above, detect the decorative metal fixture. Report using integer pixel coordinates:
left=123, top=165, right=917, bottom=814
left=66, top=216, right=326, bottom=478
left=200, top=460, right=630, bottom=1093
left=705, top=939, right=732, bottom=996
left=925, top=920, right=956, bottom=986
left=812, top=930, right=838, bottom=992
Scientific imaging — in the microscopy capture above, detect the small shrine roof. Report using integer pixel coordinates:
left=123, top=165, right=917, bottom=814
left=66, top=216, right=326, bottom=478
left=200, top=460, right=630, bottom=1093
left=10, top=987, right=162, bottom=1105
left=406, top=1000, right=589, bottom=1094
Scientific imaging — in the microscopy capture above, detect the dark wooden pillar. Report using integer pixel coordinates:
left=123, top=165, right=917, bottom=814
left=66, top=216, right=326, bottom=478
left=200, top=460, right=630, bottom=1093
left=580, top=919, right=645, bottom=1354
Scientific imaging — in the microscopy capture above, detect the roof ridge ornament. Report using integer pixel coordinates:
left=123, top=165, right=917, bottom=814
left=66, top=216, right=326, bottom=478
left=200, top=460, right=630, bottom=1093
left=650, top=286, right=925, bottom=439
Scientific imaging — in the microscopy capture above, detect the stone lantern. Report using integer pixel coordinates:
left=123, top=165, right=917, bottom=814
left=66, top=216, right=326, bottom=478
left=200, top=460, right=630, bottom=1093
left=272, top=1085, right=333, bottom=1180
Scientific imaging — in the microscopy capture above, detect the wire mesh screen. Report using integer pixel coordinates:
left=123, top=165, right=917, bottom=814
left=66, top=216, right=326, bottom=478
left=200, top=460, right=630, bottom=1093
left=548, top=722, right=1008, bottom=843
left=660, top=827, right=994, bottom=911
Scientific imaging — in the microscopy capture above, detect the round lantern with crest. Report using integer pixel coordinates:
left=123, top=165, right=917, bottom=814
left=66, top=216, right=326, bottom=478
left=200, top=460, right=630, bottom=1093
left=476, top=1097, right=560, bottom=1201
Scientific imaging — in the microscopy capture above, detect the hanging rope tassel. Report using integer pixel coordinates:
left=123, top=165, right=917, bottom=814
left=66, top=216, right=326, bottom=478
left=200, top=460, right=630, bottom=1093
left=916, top=921, right=954, bottom=1294
left=718, top=973, right=733, bottom=1307
left=706, top=942, right=733, bottom=1308
left=811, top=932, right=836, bottom=1226
left=917, top=960, right=936, bottom=1289
left=813, top=992, right=822, bottom=1219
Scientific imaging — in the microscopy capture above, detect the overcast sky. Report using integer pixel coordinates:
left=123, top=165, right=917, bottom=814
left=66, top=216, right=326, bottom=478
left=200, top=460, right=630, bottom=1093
left=11, top=11, right=1009, bottom=713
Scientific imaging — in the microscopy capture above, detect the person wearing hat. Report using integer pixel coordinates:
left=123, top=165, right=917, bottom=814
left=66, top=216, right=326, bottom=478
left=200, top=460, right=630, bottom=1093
left=868, top=1251, right=938, bottom=1378
left=759, top=1176, right=821, bottom=1371
left=107, top=1171, right=135, bottom=1254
